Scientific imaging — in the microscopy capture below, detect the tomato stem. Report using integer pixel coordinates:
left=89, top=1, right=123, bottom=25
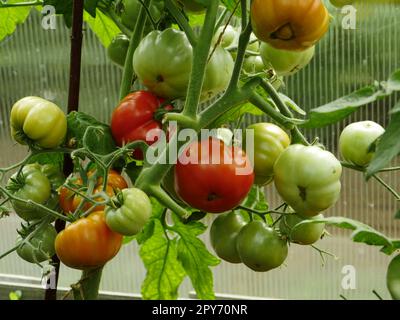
left=72, top=267, right=103, bottom=300
left=165, top=0, right=197, bottom=46
left=119, top=0, right=151, bottom=100
left=182, top=0, right=219, bottom=119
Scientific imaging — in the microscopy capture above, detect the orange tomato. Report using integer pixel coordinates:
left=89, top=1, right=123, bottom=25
left=59, top=170, right=128, bottom=214
left=251, top=0, right=330, bottom=51
left=55, top=211, right=122, bottom=269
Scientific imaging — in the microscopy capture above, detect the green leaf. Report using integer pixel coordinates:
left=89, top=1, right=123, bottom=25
left=136, top=219, right=155, bottom=245
left=44, top=0, right=73, bottom=27
left=220, top=0, right=242, bottom=16
left=84, top=0, right=100, bottom=17
left=294, top=216, right=396, bottom=254
left=366, top=111, right=400, bottom=178
left=387, top=69, right=400, bottom=91
left=140, top=220, right=186, bottom=300
left=66, top=111, right=116, bottom=155
left=27, top=152, right=64, bottom=169
left=210, top=102, right=264, bottom=128
left=395, top=210, right=400, bottom=220
left=171, top=216, right=220, bottom=300
left=84, top=9, right=121, bottom=48
left=302, top=69, right=400, bottom=129
left=0, top=0, right=31, bottom=42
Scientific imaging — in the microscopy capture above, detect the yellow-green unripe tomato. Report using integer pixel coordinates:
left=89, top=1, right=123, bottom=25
left=387, top=254, right=400, bottom=300
left=279, top=213, right=325, bottom=245
left=244, top=123, right=290, bottom=186
left=10, top=96, right=67, bottom=149
left=274, top=144, right=342, bottom=217
left=339, top=121, right=385, bottom=167
left=259, top=42, right=315, bottom=76
left=105, top=188, right=152, bottom=236
left=213, top=25, right=238, bottom=48
left=243, top=55, right=265, bottom=74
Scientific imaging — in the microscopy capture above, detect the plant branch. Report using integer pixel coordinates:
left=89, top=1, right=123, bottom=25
left=260, top=79, right=310, bottom=145
left=119, top=0, right=151, bottom=100
left=182, top=0, right=219, bottom=118
left=101, top=7, right=132, bottom=37
left=165, top=0, right=196, bottom=46
left=373, top=174, right=400, bottom=200
left=0, top=0, right=42, bottom=8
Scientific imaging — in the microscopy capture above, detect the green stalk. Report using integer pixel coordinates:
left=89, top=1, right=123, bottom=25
left=72, top=267, right=103, bottom=300
left=182, top=0, right=219, bottom=118
left=165, top=0, right=196, bottom=46
left=119, top=0, right=151, bottom=100
left=260, top=79, right=310, bottom=145
left=0, top=0, right=42, bottom=8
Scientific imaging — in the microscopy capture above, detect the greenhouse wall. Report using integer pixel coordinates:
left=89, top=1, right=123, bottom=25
left=0, top=1, right=399, bottom=299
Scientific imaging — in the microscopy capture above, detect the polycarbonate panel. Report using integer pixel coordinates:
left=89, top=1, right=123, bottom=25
left=0, top=1, right=399, bottom=299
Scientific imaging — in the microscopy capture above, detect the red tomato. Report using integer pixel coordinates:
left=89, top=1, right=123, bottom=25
left=175, top=137, right=254, bottom=213
left=110, top=91, right=172, bottom=159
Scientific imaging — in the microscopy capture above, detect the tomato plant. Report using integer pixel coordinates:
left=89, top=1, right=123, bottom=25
left=259, top=42, right=315, bottom=76
left=236, top=220, right=288, bottom=272
left=279, top=213, right=325, bottom=245
left=174, top=137, right=254, bottom=213
left=107, top=33, right=129, bottom=68
left=59, top=169, right=128, bottom=214
left=274, top=145, right=342, bottom=217
left=105, top=188, right=152, bottom=236
left=387, top=254, right=400, bottom=300
left=210, top=211, right=247, bottom=263
left=245, top=122, right=290, bottom=186
left=1, top=0, right=400, bottom=302
left=251, top=0, right=330, bottom=51
left=55, top=211, right=122, bottom=270
left=16, top=223, right=57, bottom=264
left=339, top=121, right=385, bottom=167
left=110, top=90, right=172, bottom=159
left=10, top=96, right=67, bottom=149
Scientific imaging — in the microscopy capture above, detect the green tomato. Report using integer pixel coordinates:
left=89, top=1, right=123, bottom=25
left=133, top=29, right=193, bottom=99
left=387, top=254, right=400, bottom=300
left=10, top=96, right=67, bottom=149
left=120, top=0, right=163, bottom=30
left=213, top=25, right=238, bottom=48
left=244, top=123, right=290, bottom=186
left=133, top=28, right=233, bottom=100
left=243, top=55, right=265, bottom=74
left=107, top=34, right=130, bottom=68
left=177, top=0, right=205, bottom=13
left=330, top=0, right=354, bottom=8
left=236, top=220, right=288, bottom=272
left=259, top=42, right=315, bottom=76
left=202, top=46, right=234, bottom=101
left=105, top=188, right=152, bottom=236
left=248, top=33, right=260, bottom=53
left=8, top=164, right=52, bottom=221
left=273, top=144, right=342, bottom=217
left=16, top=223, right=57, bottom=263
left=210, top=211, right=247, bottom=263
left=339, top=121, right=385, bottom=167
left=279, top=213, right=325, bottom=245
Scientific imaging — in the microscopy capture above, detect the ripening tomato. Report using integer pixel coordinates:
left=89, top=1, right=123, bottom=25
left=251, top=0, right=330, bottom=51
left=59, top=170, right=128, bottom=214
left=175, top=137, right=254, bottom=213
left=55, top=211, right=122, bottom=269
left=110, top=91, right=172, bottom=159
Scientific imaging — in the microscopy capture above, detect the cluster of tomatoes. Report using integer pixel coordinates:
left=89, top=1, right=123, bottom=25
left=5, top=0, right=387, bottom=276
